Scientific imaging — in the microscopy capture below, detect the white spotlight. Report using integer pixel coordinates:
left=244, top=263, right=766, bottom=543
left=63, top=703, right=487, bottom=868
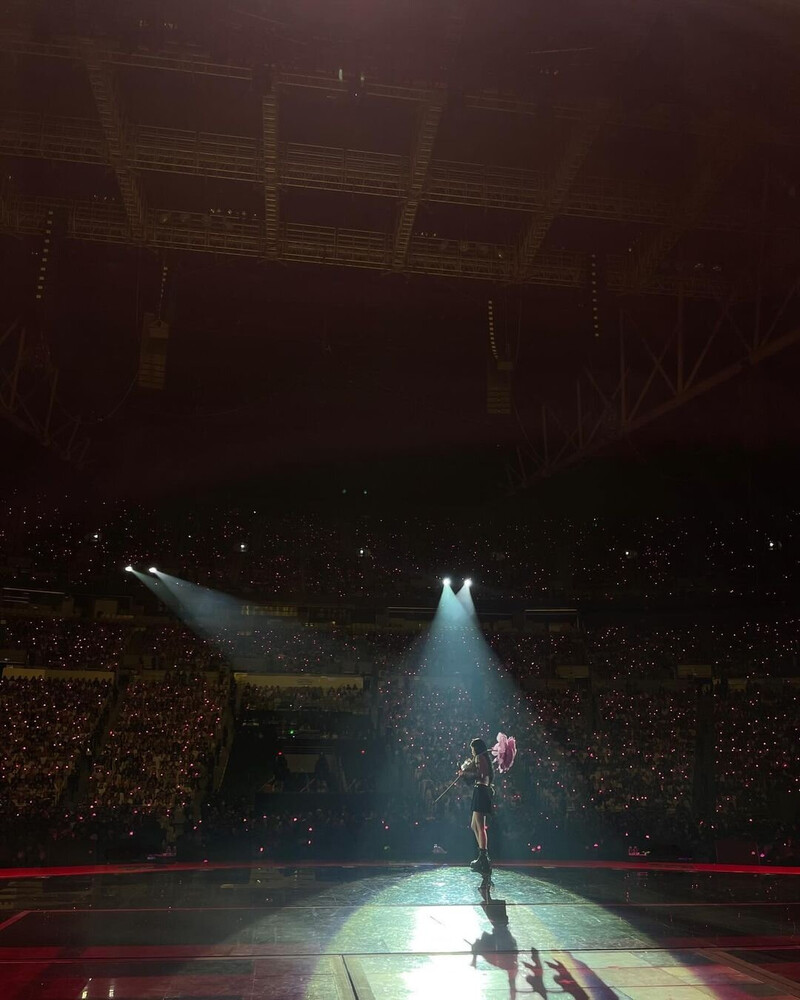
left=124, top=565, right=133, bottom=573
left=442, top=577, right=451, bottom=587
left=464, top=578, right=472, bottom=587
left=149, top=567, right=158, bottom=574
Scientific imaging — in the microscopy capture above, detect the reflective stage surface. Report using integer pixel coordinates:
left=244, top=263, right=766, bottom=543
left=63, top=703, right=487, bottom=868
left=2, top=862, right=800, bottom=999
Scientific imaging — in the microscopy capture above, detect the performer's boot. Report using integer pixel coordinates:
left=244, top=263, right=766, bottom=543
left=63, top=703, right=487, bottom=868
left=470, top=848, right=491, bottom=874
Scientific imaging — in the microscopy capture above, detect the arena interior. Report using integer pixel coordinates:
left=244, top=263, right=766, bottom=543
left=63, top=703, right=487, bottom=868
left=2, top=1, right=800, bottom=998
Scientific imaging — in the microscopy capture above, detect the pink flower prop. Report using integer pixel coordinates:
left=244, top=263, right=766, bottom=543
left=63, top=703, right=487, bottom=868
left=492, top=732, right=517, bottom=773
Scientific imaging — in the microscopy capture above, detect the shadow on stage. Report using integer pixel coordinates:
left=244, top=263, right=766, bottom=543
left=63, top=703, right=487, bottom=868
left=469, top=879, right=618, bottom=1000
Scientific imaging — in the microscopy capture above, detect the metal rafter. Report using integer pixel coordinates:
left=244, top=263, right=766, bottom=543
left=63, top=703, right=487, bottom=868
left=82, top=42, right=145, bottom=242
left=2, top=30, right=798, bottom=147
left=0, top=173, right=11, bottom=231
left=626, top=125, right=741, bottom=292
left=262, top=90, right=280, bottom=259
left=0, top=319, right=89, bottom=465
left=509, top=283, right=800, bottom=489
left=1, top=194, right=749, bottom=299
left=392, top=93, right=444, bottom=269
left=0, top=110, right=783, bottom=236
left=516, top=102, right=608, bottom=279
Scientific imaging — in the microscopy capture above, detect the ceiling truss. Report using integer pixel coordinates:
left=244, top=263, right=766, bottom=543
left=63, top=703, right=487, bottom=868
left=81, top=41, right=146, bottom=242
left=2, top=23, right=799, bottom=477
left=627, top=124, right=743, bottom=293
left=261, top=89, right=280, bottom=260
left=516, top=101, right=608, bottom=280
left=0, top=319, right=90, bottom=466
left=392, top=92, right=445, bottom=270
left=0, top=109, right=777, bottom=234
left=1, top=193, right=746, bottom=299
left=0, top=27, right=796, bottom=299
left=1, top=30, right=797, bottom=148
left=509, top=279, right=800, bottom=488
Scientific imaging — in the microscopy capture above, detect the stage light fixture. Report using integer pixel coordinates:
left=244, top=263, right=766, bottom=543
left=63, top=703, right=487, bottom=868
left=149, top=567, right=158, bottom=574
left=124, top=565, right=133, bottom=573
left=464, top=578, right=472, bottom=587
left=443, top=577, right=451, bottom=586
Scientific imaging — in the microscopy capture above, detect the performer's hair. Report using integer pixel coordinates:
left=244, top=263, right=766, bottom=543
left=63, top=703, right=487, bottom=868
left=470, top=738, right=494, bottom=785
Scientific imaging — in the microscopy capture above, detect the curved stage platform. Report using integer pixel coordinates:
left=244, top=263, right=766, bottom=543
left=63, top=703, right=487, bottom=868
left=2, top=861, right=800, bottom=999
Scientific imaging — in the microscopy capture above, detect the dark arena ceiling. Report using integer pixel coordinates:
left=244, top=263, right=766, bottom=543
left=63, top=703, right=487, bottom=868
left=1, top=0, right=800, bottom=500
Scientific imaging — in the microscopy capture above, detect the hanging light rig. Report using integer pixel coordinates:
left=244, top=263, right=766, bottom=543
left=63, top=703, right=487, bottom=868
left=590, top=253, right=600, bottom=338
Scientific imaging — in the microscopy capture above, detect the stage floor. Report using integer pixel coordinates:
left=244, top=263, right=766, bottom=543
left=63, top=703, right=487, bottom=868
left=2, top=861, right=800, bottom=999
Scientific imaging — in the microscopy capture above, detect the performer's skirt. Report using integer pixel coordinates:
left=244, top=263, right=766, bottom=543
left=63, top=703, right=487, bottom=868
left=471, top=783, right=493, bottom=815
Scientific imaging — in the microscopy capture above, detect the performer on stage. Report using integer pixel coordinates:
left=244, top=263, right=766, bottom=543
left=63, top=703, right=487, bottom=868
left=458, top=737, right=494, bottom=875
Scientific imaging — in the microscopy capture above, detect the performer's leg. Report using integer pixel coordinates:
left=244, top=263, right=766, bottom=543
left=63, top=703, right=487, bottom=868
left=470, top=812, right=491, bottom=874
left=471, top=811, right=487, bottom=849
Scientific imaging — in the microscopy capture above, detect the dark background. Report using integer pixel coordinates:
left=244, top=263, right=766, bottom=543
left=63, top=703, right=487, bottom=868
left=1, top=0, right=800, bottom=513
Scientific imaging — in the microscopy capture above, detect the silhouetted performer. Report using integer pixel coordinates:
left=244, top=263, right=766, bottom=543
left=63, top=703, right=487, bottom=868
left=458, top=737, right=494, bottom=874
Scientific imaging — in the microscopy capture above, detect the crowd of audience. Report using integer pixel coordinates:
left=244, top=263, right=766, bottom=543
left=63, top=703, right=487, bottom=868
left=587, top=619, right=799, bottom=679
left=87, top=674, right=228, bottom=826
left=189, top=799, right=408, bottom=861
left=2, top=494, right=797, bottom=605
left=128, top=623, right=223, bottom=670
left=715, top=685, right=800, bottom=837
left=587, top=690, right=696, bottom=844
left=3, top=607, right=798, bottom=684
left=1, top=675, right=111, bottom=813
left=239, top=682, right=367, bottom=714
left=215, top=623, right=362, bottom=672
left=180, top=674, right=800, bottom=863
left=1, top=670, right=230, bottom=865
left=238, top=681, right=371, bottom=741
left=1, top=601, right=799, bottom=866
left=0, top=617, right=126, bottom=671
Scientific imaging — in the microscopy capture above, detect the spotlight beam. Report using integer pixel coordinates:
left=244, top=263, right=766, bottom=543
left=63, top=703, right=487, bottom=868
left=127, top=567, right=184, bottom=616
left=456, top=580, right=477, bottom=619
